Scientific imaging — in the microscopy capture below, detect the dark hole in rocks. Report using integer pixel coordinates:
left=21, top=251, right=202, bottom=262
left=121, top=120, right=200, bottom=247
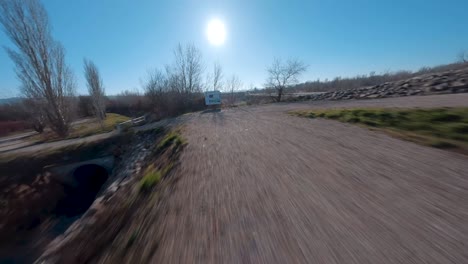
left=54, top=164, right=108, bottom=217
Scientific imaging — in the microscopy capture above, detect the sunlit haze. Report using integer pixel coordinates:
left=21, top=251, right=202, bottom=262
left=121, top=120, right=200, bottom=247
left=206, top=19, right=226, bottom=46
left=0, top=0, right=468, bottom=98
left=1, top=1, right=468, bottom=263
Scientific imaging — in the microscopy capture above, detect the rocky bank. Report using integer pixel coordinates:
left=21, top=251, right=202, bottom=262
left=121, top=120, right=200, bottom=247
left=296, top=66, right=468, bottom=101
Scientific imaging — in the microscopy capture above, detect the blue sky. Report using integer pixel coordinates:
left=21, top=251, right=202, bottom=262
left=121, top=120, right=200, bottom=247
left=1, top=0, right=468, bottom=98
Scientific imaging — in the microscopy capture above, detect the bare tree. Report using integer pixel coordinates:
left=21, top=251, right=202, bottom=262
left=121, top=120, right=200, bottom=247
left=84, top=59, right=106, bottom=123
left=22, top=98, right=46, bottom=133
left=77, top=95, right=93, bottom=117
left=266, top=58, right=307, bottom=102
left=142, top=68, right=168, bottom=111
left=167, top=43, right=204, bottom=93
left=458, top=51, right=467, bottom=63
left=0, top=0, right=76, bottom=137
left=226, top=75, right=242, bottom=105
left=207, top=61, right=223, bottom=91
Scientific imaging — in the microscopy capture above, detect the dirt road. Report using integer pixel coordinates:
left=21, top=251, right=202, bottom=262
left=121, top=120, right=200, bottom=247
left=0, top=118, right=102, bottom=154
left=0, top=131, right=116, bottom=156
left=123, top=94, right=468, bottom=264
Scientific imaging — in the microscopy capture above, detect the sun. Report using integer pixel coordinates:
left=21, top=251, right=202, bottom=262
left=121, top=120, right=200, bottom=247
left=206, top=19, right=226, bottom=46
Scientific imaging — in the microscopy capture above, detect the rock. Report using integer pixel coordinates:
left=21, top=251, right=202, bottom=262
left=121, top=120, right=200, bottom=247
left=451, top=81, right=467, bottom=88
left=408, top=90, right=422, bottom=96
left=293, top=66, right=468, bottom=102
left=430, top=83, right=449, bottom=92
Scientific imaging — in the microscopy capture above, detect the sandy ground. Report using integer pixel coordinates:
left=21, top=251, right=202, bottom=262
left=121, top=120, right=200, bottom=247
left=129, top=94, right=468, bottom=264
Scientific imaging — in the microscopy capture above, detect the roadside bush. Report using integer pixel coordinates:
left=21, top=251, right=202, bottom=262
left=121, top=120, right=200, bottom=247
left=139, top=165, right=161, bottom=192
left=429, top=112, right=462, bottom=122
left=0, top=121, right=30, bottom=136
left=107, top=91, right=204, bottom=121
left=449, top=123, right=468, bottom=133
left=77, top=96, right=94, bottom=117
left=157, top=131, right=186, bottom=151
left=106, top=94, right=150, bottom=117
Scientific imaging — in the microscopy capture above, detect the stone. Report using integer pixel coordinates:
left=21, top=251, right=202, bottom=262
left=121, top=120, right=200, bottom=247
left=430, top=83, right=449, bottom=92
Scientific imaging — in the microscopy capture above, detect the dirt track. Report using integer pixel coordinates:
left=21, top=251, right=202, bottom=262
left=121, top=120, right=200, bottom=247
left=115, top=94, right=468, bottom=263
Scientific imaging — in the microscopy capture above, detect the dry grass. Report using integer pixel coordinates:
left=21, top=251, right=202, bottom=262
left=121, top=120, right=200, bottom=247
left=33, top=113, right=130, bottom=142
left=71, top=113, right=130, bottom=137
left=291, top=107, right=468, bottom=153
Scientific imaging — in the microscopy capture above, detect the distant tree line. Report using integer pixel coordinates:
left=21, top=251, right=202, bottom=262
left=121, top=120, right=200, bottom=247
left=1, top=0, right=466, bottom=137
left=0, top=33, right=243, bottom=135
left=141, top=43, right=246, bottom=118
left=0, top=0, right=246, bottom=132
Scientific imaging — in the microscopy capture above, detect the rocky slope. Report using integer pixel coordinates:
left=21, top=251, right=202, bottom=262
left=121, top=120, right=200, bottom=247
left=298, top=66, right=468, bottom=101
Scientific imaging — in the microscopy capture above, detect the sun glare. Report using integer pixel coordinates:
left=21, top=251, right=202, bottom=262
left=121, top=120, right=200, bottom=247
left=206, top=19, right=226, bottom=46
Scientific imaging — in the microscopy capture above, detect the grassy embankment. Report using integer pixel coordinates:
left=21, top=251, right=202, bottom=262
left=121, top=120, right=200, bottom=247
left=138, top=130, right=186, bottom=192
left=291, top=107, right=468, bottom=152
left=34, top=113, right=130, bottom=142
left=92, top=128, right=187, bottom=263
left=71, top=113, right=131, bottom=137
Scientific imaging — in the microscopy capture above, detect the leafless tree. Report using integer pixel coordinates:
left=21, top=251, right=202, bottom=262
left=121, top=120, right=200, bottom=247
left=0, top=0, right=76, bottom=137
left=84, top=59, right=106, bottom=123
left=458, top=51, right=467, bottom=63
left=77, top=96, right=93, bottom=117
left=167, top=43, right=204, bottom=93
left=22, top=98, right=46, bottom=133
left=207, top=61, right=223, bottom=91
left=226, top=75, right=242, bottom=105
left=266, top=58, right=307, bottom=102
left=142, top=68, right=169, bottom=111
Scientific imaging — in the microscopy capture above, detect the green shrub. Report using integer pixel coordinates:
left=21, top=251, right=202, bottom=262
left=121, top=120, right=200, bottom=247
left=343, top=116, right=360, bottom=123
left=360, top=111, right=377, bottom=118
left=139, top=166, right=161, bottom=192
left=362, top=120, right=378, bottom=126
left=157, top=131, right=186, bottom=150
left=324, top=112, right=341, bottom=119
left=430, top=140, right=456, bottom=149
left=398, top=122, right=432, bottom=131
left=138, top=163, right=174, bottom=193
left=429, top=112, right=462, bottom=122
left=450, top=123, right=468, bottom=133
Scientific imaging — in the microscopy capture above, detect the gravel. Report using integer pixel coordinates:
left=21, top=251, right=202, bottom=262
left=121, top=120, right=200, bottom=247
left=120, top=94, right=468, bottom=264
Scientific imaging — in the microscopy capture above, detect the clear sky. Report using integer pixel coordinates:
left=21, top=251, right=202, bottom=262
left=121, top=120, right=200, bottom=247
left=1, top=0, right=468, bottom=98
